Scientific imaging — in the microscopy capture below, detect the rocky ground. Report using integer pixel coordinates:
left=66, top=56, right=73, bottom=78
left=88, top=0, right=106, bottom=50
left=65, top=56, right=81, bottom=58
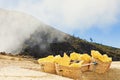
left=0, top=54, right=120, bottom=80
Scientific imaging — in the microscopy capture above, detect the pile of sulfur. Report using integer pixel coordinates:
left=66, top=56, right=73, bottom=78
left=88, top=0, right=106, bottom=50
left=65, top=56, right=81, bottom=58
left=91, top=50, right=112, bottom=62
left=38, top=50, right=112, bottom=79
left=38, top=52, right=91, bottom=68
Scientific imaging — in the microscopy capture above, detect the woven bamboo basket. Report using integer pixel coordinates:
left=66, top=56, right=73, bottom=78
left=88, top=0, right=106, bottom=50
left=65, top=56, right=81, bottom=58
left=89, top=58, right=111, bottom=73
left=55, top=63, right=82, bottom=80
left=39, top=62, right=56, bottom=74
left=81, top=61, right=90, bottom=72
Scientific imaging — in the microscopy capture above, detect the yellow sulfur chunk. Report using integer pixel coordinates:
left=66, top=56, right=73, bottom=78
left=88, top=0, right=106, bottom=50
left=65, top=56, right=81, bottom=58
left=63, top=53, right=70, bottom=59
left=57, top=57, right=70, bottom=66
left=77, top=54, right=82, bottom=60
left=38, top=58, right=46, bottom=62
left=100, top=54, right=112, bottom=62
left=60, top=53, right=70, bottom=66
left=69, top=61, right=84, bottom=67
left=38, top=55, right=54, bottom=63
left=47, top=55, right=54, bottom=58
left=59, top=60, right=70, bottom=66
left=70, top=52, right=80, bottom=60
left=63, top=53, right=71, bottom=63
left=108, top=57, right=112, bottom=62
left=54, top=55, right=62, bottom=63
left=91, top=50, right=102, bottom=59
left=80, top=54, right=91, bottom=62
left=91, top=50, right=112, bottom=62
left=55, top=53, right=70, bottom=66
left=70, top=52, right=91, bottom=62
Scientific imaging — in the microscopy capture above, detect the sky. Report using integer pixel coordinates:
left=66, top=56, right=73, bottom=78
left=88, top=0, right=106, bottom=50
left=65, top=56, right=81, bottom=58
left=0, top=0, right=120, bottom=48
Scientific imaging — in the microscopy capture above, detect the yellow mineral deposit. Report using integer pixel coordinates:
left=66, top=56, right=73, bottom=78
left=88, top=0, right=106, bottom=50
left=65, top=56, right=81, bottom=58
left=80, top=54, right=91, bottom=62
left=69, top=61, right=84, bottom=67
left=91, top=50, right=112, bottom=62
left=38, top=55, right=54, bottom=63
left=70, top=52, right=81, bottom=60
left=90, top=50, right=112, bottom=74
left=37, top=50, right=113, bottom=79
left=54, top=55, right=62, bottom=63
left=56, top=53, right=70, bottom=66
left=70, top=52, right=91, bottom=62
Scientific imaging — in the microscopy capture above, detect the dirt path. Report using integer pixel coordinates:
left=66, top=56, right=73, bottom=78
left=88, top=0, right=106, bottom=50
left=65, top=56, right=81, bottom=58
left=0, top=66, right=73, bottom=80
left=0, top=54, right=120, bottom=80
left=0, top=55, right=72, bottom=80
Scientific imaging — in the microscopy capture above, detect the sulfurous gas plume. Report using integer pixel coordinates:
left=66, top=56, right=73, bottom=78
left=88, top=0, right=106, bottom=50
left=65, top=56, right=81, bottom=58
left=0, top=9, right=68, bottom=55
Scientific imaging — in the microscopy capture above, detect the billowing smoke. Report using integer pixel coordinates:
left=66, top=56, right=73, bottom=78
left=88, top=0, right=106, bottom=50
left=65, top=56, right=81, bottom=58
left=0, top=9, right=68, bottom=54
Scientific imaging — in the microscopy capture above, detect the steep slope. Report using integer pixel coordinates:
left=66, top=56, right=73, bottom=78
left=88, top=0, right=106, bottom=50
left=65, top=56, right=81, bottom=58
left=21, top=29, right=120, bottom=61
left=0, top=9, right=119, bottom=61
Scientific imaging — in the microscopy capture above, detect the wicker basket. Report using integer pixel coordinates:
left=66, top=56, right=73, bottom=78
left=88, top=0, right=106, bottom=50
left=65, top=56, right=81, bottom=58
left=39, top=62, right=56, bottom=74
left=81, top=61, right=90, bottom=72
left=55, top=63, right=82, bottom=79
left=89, top=58, right=111, bottom=73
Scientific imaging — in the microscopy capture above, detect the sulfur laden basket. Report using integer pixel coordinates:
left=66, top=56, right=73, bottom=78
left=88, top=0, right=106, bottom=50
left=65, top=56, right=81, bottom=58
left=80, top=61, right=90, bottom=72
left=55, top=63, right=82, bottom=80
left=39, top=62, right=56, bottom=74
left=89, top=58, right=111, bottom=73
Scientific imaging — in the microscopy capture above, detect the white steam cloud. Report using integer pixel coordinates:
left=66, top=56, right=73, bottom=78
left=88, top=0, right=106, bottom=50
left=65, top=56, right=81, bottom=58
left=0, top=0, right=118, bottom=32
left=0, top=9, right=68, bottom=53
left=0, top=9, right=41, bottom=53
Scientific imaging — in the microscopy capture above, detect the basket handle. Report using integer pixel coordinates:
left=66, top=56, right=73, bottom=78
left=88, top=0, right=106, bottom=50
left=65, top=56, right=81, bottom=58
left=82, top=62, right=98, bottom=67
